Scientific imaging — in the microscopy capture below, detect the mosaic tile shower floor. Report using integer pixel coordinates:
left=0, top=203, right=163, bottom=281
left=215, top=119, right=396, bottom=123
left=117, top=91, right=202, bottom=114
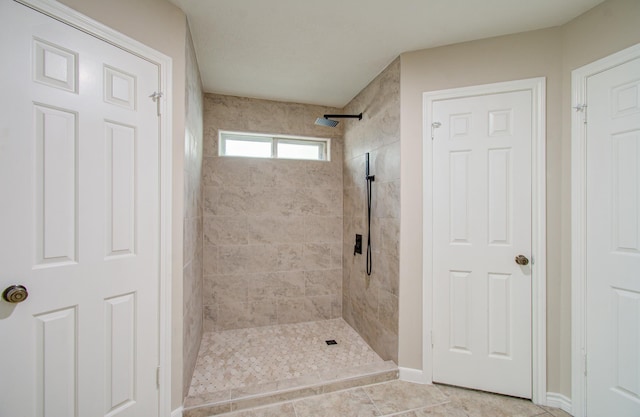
left=188, top=318, right=385, bottom=398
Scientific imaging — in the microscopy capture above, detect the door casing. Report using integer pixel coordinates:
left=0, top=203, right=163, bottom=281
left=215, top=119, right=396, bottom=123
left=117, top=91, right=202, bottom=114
left=422, top=78, right=547, bottom=404
left=14, top=0, right=174, bottom=415
left=571, top=42, right=640, bottom=417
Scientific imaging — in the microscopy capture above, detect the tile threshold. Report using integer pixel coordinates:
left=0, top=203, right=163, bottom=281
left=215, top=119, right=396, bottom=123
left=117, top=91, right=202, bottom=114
left=183, top=361, right=398, bottom=417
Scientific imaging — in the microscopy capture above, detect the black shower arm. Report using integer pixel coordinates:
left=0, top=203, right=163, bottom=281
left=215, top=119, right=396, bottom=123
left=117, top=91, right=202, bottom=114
left=323, top=113, right=362, bottom=120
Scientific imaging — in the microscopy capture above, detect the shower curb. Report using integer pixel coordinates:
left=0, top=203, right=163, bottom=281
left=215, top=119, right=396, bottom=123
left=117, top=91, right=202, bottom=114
left=183, top=361, right=398, bottom=416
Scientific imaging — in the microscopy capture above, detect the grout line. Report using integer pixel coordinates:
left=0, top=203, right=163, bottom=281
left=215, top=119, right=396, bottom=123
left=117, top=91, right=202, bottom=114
left=360, top=386, right=384, bottom=416
left=431, top=383, right=449, bottom=401
left=379, top=400, right=452, bottom=417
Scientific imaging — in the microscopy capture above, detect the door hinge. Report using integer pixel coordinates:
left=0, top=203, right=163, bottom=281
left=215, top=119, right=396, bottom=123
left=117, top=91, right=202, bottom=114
left=583, top=353, right=587, bottom=377
left=150, top=91, right=163, bottom=116
left=156, top=366, right=161, bottom=389
left=573, top=103, right=587, bottom=124
left=431, top=122, right=442, bottom=140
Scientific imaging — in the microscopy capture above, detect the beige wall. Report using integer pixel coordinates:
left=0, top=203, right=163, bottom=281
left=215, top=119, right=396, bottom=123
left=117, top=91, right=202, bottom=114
left=201, top=94, right=344, bottom=331
left=56, top=0, right=188, bottom=409
left=398, top=0, right=640, bottom=397
left=343, top=59, right=401, bottom=362
left=183, top=26, right=204, bottom=399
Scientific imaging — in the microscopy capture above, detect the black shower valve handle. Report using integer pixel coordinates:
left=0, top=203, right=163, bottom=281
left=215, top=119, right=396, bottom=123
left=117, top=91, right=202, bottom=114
left=366, top=174, right=375, bottom=182
left=354, top=234, right=363, bottom=255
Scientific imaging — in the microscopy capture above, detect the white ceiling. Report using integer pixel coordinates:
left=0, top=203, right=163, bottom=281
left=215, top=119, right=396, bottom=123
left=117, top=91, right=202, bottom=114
left=170, top=0, right=604, bottom=107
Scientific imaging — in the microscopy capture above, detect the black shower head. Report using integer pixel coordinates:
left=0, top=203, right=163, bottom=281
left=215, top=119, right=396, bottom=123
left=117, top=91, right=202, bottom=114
left=314, top=112, right=362, bottom=128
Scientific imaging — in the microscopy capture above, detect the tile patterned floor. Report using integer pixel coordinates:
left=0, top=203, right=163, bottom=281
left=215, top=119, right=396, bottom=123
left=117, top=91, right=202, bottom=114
left=188, top=319, right=384, bottom=396
left=214, top=380, right=574, bottom=417
left=187, top=319, right=572, bottom=417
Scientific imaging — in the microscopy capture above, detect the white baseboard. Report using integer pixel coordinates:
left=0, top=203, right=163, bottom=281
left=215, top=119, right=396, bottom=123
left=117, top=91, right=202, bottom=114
left=546, top=392, right=572, bottom=415
left=171, top=406, right=183, bottom=417
left=399, top=367, right=431, bottom=384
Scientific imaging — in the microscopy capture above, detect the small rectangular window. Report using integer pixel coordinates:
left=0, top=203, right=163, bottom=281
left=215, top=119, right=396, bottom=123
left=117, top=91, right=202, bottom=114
left=221, top=134, right=272, bottom=158
left=219, top=131, right=329, bottom=161
left=277, top=139, right=325, bottom=160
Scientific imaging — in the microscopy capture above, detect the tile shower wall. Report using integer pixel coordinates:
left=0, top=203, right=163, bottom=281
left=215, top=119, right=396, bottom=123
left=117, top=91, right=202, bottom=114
left=202, top=94, right=344, bottom=331
left=343, top=59, right=401, bottom=362
left=183, top=28, right=204, bottom=399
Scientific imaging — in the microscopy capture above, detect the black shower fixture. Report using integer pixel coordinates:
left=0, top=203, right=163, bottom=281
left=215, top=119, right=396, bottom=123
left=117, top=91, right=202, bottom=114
left=365, top=152, right=375, bottom=276
left=314, top=112, right=363, bottom=127
left=354, top=153, right=375, bottom=276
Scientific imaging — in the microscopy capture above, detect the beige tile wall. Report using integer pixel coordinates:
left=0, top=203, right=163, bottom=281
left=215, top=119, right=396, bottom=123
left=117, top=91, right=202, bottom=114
left=183, top=28, right=204, bottom=398
left=342, top=59, right=401, bottom=362
left=203, top=94, right=344, bottom=331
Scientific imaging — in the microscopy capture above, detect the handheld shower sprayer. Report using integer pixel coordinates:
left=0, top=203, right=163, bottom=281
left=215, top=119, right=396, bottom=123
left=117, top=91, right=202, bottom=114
left=365, top=153, right=374, bottom=276
left=365, top=153, right=375, bottom=182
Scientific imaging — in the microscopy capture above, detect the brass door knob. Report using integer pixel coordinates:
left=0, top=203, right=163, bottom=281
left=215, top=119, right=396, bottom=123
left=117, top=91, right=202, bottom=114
left=515, top=255, right=529, bottom=266
left=2, top=285, right=28, bottom=303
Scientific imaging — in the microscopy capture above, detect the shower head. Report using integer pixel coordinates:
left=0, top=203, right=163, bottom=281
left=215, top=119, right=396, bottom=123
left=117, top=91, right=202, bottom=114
left=314, top=112, right=363, bottom=127
left=315, top=117, right=340, bottom=127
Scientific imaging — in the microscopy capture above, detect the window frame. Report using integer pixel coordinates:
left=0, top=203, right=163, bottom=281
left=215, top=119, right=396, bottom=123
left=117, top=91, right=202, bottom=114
left=219, top=130, right=331, bottom=161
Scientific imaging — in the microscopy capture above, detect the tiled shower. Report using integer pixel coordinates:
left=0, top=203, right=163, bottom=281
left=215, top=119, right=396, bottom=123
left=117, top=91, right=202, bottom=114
left=183, top=58, right=401, bottom=413
left=201, top=94, right=345, bottom=331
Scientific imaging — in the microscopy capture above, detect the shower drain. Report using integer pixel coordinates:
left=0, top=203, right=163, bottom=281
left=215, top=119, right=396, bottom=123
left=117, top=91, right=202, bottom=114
left=325, top=340, right=337, bottom=345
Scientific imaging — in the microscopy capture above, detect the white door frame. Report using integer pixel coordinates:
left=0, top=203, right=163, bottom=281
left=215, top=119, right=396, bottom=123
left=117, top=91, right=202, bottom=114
left=570, top=42, right=640, bottom=417
left=422, top=78, right=547, bottom=403
left=14, top=1, right=174, bottom=415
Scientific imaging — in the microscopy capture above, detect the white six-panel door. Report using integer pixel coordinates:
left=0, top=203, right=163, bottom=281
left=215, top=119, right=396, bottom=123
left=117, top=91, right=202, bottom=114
left=585, top=55, right=640, bottom=417
left=0, top=2, right=160, bottom=416
left=431, top=90, right=533, bottom=398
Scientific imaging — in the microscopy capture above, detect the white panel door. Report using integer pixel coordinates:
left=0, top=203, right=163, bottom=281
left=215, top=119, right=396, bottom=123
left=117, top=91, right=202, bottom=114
left=586, top=55, right=640, bottom=417
left=432, top=90, right=532, bottom=398
left=0, top=2, right=160, bottom=416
